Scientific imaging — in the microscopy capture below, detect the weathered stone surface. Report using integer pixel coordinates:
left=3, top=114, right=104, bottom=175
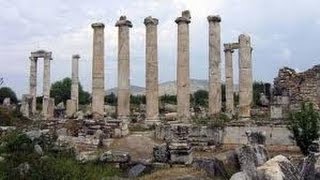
left=71, top=54, right=80, bottom=111
left=230, top=171, right=250, bottom=180
left=224, top=45, right=234, bottom=115
left=271, top=105, right=283, bottom=119
left=91, top=22, right=105, bottom=119
left=116, top=16, right=132, bottom=120
left=76, top=151, right=98, bottom=162
left=21, top=94, right=32, bottom=117
left=47, top=98, right=55, bottom=119
left=299, top=153, right=317, bottom=180
left=153, top=143, right=169, bottom=163
left=176, top=10, right=191, bottom=122
left=128, top=163, right=147, bottom=177
left=259, top=93, right=270, bottom=106
left=144, top=16, right=159, bottom=124
left=17, top=162, right=30, bottom=177
left=34, top=144, right=43, bottom=156
left=29, top=57, right=37, bottom=115
left=2, top=97, right=10, bottom=106
left=192, top=158, right=228, bottom=178
left=208, top=15, right=221, bottom=116
left=99, top=151, right=131, bottom=163
left=42, top=56, right=52, bottom=119
left=274, top=65, right=320, bottom=109
left=238, top=34, right=252, bottom=118
left=257, top=155, right=300, bottom=180
left=66, top=99, right=76, bottom=117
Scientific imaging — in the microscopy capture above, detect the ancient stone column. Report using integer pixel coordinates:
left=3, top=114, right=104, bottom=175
left=238, top=34, right=252, bottom=118
left=144, top=16, right=159, bottom=124
left=29, top=57, right=37, bottom=115
left=71, top=54, right=80, bottom=111
left=91, top=23, right=105, bottom=119
left=116, top=16, right=132, bottom=120
left=175, top=10, right=191, bottom=122
left=42, top=54, right=52, bottom=119
left=207, top=15, right=222, bottom=117
left=224, top=44, right=234, bottom=115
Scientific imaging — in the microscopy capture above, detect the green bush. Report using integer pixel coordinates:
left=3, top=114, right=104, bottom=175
left=287, top=102, right=320, bottom=155
left=0, top=131, right=121, bottom=179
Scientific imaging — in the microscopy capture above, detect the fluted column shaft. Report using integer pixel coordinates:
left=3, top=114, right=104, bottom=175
left=71, top=54, right=80, bottom=111
left=91, top=23, right=105, bottom=119
left=239, top=34, right=252, bottom=118
left=116, top=16, right=132, bottom=120
left=208, top=15, right=222, bottom=116
left=29, top=57, right=37, bottom=114
left=224, top=48, right=234, bottom=115
left=144, top=17, right=159, bottom=122
left=42, top=56, right=51, bottom=118
left=175, top=10, right=191, bottom=122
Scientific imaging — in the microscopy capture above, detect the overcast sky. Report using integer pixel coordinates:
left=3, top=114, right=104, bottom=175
left=1, top=0, right=320, bottom=98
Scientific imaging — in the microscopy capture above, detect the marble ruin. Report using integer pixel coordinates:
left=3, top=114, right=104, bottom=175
left=116, top=16, right=132, bottom=121
left=144, top=16, right=160, bottom=124
left=66, top=54, right=80, bottom=117
left=175, top=10, right=191, bottom=122
left=223, top=34, right=253, bottom=119
left=28, top=50, right=54, bottom=119
left=208, top=15, right=222, bottom=117
left=91, top=23, right=105, bottom=119
left=23, top=10, right=255, bottom=127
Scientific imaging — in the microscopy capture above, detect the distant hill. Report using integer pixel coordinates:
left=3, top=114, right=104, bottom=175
left=106, top=79, right=239, bottom=96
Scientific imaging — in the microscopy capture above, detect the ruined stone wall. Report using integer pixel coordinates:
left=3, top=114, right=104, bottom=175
left=155, top=124, right=295, bottom=147
left=273, top=65, right=320, bottom=109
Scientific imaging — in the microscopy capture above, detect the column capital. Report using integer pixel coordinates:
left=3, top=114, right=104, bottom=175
left=115, top=16, right=133, bottom=28
left=175, top=10, right=191, bottom=24
left=72, top=54, right=80, bottom=59
left=239, top=34, right=251, bottom=45
left=29, top=56, right=37, bottom=61
left=224, top=44, right=235, bottom=53
left=91, top=22, right=105, bottom=29
left=207, top=15, right=221, bottom=23
left=144, top=16, right=159, bottom=26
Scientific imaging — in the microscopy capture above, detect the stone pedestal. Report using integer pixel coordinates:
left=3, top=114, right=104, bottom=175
left=175, top=10, right=191, bottom=122
left=238, top=34, right=252, bottom=118
left=207, top=15, right=222, bottom=116
left=144, top=16, right=160, bottom=124
left=115, top=16, right=132, bottom=121
left=91, top=23, right=105, bottom=119
left=224, top=44, right=234, bottom=115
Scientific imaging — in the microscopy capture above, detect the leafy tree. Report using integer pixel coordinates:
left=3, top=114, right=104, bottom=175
left=0, top=87, right=18, bottom=104
left=50, top=78, right=90, bottom=105
left=105, top=93, right=117, bottom=106
left=192, top=90, right=208, bottom=107
left=130, top=95, right=146, bottom=105
left=160, top=94, right=177, bottom=104
left=287, top=102, right=320, bottom=155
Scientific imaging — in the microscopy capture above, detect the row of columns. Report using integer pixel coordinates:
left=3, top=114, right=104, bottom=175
left=27, top=10, right=252, bottom=121
left=90, top=10, right=253, bottom=122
